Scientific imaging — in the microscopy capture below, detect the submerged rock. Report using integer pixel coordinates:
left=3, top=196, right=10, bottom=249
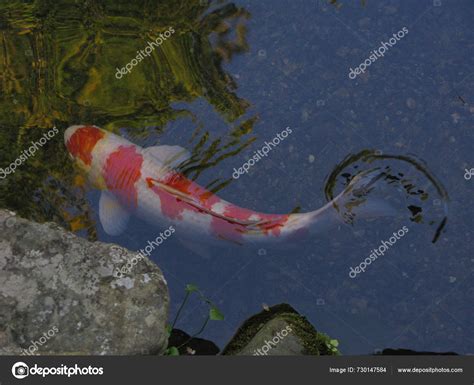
left=222, top=304, right=339, bottom=356
left=168, top=329, right=220, bottom=355
left=378, top=348, right=458, bottom=355
left=0, top=210, right=169, bottom=355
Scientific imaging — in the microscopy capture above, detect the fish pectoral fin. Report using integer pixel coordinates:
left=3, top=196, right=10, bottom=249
left=99, top=191, right=130, bottom=236
left=144, top=145, right=191, bottom=169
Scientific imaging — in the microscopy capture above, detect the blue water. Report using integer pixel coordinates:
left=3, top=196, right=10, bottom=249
left=96, top=0, right=474, bottom=354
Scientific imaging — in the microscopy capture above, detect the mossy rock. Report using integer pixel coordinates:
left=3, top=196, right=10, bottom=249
left=222, top=304, right=339, bottom=356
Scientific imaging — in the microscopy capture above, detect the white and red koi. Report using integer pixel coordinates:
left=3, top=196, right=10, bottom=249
left=64, top=125, right=391, bottom=245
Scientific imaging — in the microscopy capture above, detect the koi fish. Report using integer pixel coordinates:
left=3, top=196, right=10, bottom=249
left=64, top=125, right=393, bottom=245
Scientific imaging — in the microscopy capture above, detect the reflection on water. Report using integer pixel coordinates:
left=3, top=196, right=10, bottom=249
left=0, top=0, right=255, bottom=238
left=1, top=0, right=470, bottom=355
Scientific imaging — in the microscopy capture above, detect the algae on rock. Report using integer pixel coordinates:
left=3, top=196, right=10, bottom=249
left=222, top=304, right=340, bottom=356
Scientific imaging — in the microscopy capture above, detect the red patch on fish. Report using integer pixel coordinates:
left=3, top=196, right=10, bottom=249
left=147, top=178, right=246, bottom=241
left=104, top=145, right=143, bottom=209
left=147, top=171, right=289, bottom=240
left=146, top=172, right=208, bottom=220
left=147, top=180, right=198, bottom=220
left=67, top=126, right=104, bottom=165
left=221, top=206, right=288, bottom=237
left=257, top=214, right=289, bottom=236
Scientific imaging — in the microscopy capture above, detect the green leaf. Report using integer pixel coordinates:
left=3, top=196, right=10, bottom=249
left=166, top=346, right=180, bottom=356
left=185, top=284, right=199, bottom=293
left=330, top=339, right=339, bottom=347
left=165, top=324, right=173, bottom=336
left=209, top=307, right=224, bottom=321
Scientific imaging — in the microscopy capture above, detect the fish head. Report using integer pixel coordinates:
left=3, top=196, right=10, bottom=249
left=64, top=125, right=105, bottom=166
left=65, top=125, right=144, bottom=196
left=64, top=125, right=108, bottom=187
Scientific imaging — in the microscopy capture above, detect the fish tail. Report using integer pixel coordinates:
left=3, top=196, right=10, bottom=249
left=303, top=169, right=398, bottom=234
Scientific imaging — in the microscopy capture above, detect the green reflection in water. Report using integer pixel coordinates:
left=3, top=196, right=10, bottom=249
left=0, top=0, right=255, bottom=239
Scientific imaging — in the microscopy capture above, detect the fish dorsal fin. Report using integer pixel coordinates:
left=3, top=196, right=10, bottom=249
left=99, top=191, right=130, bottom=236
left=144, top=145, right=191, bottom=169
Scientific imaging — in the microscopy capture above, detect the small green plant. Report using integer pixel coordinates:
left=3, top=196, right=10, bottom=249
left=326, top=338, right=340, bottom=355
left=164, top=284, right=224, bottom=355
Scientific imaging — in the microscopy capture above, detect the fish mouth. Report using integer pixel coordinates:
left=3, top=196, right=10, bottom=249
left=64, top=125, right=86, bottom=147
left=63, top=125, right=105, bottom=166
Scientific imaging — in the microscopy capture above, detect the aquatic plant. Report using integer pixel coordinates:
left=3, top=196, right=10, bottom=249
left=165, top=284, right=224, bottom=356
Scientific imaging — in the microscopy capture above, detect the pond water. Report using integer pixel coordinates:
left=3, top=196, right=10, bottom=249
left=1, top=0, right=473, bottom=354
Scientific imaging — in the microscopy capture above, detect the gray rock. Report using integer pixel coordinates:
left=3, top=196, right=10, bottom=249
left=222, top=304, right=339, bottom=356
left=0, top=210, right=169, bottom=355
